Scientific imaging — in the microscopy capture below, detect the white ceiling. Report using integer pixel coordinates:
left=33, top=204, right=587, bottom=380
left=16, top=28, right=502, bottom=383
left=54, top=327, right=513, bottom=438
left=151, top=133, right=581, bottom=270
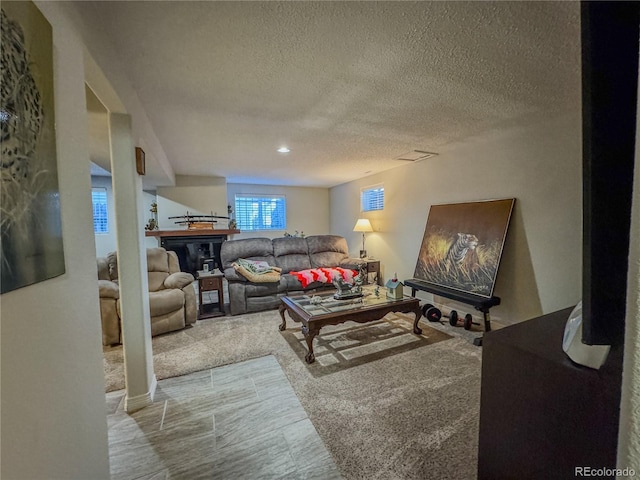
left=78, top=1, right=581, bottom=188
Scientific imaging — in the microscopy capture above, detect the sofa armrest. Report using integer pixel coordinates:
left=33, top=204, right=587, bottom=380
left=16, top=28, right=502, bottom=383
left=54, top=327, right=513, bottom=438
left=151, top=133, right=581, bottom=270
left=339, top=258, right=367, bottom=270
left=164, top=272, right=194, bottom=289
left=223, top=267, right=246, bottom=282
left=98, top=279, right=120, bottom=299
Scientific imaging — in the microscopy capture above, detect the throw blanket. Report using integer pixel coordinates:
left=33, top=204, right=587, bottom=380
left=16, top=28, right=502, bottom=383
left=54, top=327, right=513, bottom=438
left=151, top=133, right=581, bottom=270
left=232, top=258, right=282, bottom=283
left=289, top=267, right=358, bottom=288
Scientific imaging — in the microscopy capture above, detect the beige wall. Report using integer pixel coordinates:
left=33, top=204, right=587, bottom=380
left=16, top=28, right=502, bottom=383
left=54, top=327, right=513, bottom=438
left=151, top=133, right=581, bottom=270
left=617, top=70, right=640, bottom=471
left=1, top=2, right=110, bottom=478
left=156, top=175, right=228, bottom=229
left=92, top=176, right=158, bottom=256
left=330, top=113, right=583, bottom=326
left=227, top=183, right=330, bottom=239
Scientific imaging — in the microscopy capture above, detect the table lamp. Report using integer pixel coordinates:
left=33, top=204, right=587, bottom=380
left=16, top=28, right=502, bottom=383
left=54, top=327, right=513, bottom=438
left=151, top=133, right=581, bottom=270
left=353, top=218, right=373, bottom=258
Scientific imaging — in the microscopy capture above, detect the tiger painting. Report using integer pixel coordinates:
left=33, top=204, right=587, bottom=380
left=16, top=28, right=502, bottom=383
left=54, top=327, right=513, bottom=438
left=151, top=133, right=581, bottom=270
left=1, top=3, right=65, bottom=294
left=445, top=233, right=479, bottom=271
left=1, top=7, right=44, bottom=185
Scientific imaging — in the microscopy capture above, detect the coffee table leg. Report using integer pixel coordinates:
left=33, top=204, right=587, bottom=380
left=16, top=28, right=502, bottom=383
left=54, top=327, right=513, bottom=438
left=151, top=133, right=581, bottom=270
left=278, top=304, right=287, bottom=331
left=301, top=325, right=318, bottom=363
left=413, top=304, right=423, bottom=335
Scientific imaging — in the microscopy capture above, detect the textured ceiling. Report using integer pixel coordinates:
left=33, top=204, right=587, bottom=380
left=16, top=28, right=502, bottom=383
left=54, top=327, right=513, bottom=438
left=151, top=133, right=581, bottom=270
left=78, top=1, right=581, bottom=188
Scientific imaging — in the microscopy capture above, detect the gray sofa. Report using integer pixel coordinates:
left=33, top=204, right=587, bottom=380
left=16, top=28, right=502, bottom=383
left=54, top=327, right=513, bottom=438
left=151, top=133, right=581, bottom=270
left=220, top=235, right=366, bottom=315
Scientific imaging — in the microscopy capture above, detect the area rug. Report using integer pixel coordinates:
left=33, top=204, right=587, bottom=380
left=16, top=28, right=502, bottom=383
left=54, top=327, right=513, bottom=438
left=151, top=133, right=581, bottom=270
left=103, top=310, right=483, bottom=479
left=103, top=311, right=453, bottom=391
left=281, top=316, right=451, bottom=376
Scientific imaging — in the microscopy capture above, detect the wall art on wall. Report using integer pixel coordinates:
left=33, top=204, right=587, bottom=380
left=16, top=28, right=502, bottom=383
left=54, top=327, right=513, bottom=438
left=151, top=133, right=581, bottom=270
left=1, top=2, right=65, bottom=294
left=413, top=198, right=515, bottom=298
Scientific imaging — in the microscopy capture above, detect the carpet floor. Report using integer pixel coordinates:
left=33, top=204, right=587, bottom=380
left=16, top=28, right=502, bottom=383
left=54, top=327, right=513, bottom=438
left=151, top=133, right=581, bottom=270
left=103, top=310, right=483, bottom=479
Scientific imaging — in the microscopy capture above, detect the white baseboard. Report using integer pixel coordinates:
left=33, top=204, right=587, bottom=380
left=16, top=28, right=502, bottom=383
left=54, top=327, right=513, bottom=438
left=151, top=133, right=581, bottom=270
left=124, top=375, right=157, bottom=412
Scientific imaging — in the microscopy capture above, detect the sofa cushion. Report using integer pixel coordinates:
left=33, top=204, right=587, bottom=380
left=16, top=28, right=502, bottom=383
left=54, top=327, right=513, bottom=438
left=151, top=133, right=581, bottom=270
left=244, top=282, right=281, bottom=297
left=149, top=289, right=185, bottom=317
left=273, top=237, right=311, bottom=273
left=107, top=251, right=119, bottom=280
left=164, top=272, right=194, bottom=289
left=97, top=257, right=111, bottom=281
left=309, top=250, right=349, bottom=268
left=98, top=280, right=120, bottom=299
left=220, top=238, right=275, bottom=269
left=150, top=309, right=185, bottom=337
left=148, top=272, right=169, bottom=292
left=277, top=254, right=312, bottom=273
left=306, top=235, right=349, bottom=268
left=147, top=247, right=170, bottom=272
left=166, top=250, right=181, bottom=274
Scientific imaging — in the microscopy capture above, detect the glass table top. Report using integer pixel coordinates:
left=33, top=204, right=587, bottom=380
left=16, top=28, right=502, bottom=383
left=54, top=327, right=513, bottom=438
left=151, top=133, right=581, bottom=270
left=286, top=285, right=411, bottom=317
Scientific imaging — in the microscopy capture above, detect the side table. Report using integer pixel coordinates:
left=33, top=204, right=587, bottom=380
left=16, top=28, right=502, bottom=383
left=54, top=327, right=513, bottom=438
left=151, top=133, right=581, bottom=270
left=364, top=260, right=382, bottom=285
left=196, top=270, right=225, bottom=318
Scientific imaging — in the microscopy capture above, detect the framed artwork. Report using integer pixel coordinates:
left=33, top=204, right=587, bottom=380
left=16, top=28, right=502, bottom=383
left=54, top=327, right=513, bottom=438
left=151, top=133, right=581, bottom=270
left=413, top=198, right=515, bottom=298
left=135, top=147, right=145, bottom=175
left=1, top=2, right=65, bottom=293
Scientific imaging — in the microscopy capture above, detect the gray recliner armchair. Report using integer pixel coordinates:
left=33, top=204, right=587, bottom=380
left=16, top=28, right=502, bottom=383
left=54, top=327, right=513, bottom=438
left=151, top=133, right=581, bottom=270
left=97, top=247, right=197, bottom=346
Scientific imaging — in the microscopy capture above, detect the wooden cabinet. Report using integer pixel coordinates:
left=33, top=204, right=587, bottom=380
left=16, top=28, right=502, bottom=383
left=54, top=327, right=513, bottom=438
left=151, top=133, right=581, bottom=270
left=197, top=271, right=225, bottom=318
left=364, top=260, right=382, bottom=286
left=477, top=308, right=623, bottom=479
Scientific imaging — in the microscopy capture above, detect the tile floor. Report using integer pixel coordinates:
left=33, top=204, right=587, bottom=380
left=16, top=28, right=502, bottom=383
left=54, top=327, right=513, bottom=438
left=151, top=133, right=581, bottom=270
left=106, top=355, right=341, bottom=479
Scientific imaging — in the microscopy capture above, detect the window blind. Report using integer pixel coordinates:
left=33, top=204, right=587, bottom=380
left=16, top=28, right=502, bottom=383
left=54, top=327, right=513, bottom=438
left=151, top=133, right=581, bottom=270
left=235, top=194, right=286, bottom=231
left=92, top=188, right=108, bottom=234
left=361, top=184, right=384, bottom=212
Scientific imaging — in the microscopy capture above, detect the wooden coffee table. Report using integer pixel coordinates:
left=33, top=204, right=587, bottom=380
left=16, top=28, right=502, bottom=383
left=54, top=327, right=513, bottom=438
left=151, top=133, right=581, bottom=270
left=279, top=286, right=421, bottom=363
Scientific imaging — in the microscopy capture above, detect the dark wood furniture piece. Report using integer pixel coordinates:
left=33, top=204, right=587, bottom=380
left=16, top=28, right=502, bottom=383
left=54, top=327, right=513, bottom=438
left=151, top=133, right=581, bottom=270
left=477, top=308, right=623, bottom=480
left=146, top=229, right=240, bottom=275
left=580, top=2, right=638, bottom=347
left=196, top=270, right=225, bottom=319
left=279, top=286, right=421, bottom=363
left=364, top=259, right=382, bottom=286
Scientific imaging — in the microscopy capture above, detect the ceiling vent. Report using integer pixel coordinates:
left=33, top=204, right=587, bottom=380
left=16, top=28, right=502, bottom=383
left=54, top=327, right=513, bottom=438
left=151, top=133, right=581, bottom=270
left=394, top=150, right=438, bottom=162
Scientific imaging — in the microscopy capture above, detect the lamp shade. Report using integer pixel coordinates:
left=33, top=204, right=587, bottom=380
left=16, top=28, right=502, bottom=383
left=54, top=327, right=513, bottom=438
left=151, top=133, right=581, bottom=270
left=353, top=218, right=373, bottom=232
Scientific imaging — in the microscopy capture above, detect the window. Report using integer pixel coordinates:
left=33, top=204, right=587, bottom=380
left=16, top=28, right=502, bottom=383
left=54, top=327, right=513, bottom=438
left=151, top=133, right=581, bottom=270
left=361, top=184, right=384, bottom=212
left=92, top=188, right=108, bottom=234
left=235, top=194, right=286, bottom=231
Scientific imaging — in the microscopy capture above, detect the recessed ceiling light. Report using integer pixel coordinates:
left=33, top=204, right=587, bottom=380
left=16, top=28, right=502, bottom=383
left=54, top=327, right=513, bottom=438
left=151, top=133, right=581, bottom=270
left=277, top=147, right=290, bottom=153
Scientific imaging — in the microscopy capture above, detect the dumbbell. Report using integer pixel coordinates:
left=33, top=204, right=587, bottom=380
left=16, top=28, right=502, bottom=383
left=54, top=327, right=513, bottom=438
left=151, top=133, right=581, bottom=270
left=422, top=303, right=442, bottom=322
left=449, top=310, right=480, bottom=330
